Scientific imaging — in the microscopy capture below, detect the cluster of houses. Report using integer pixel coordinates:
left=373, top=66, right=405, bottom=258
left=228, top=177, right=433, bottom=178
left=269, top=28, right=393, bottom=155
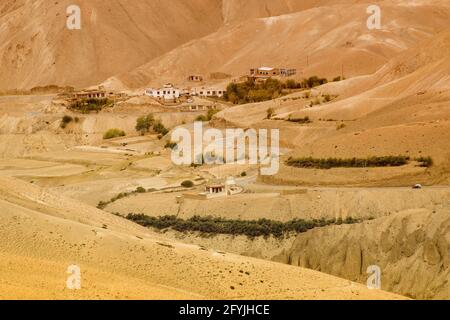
left=144, top=83, right=226, bottom=103
left=145, top=66, right=297, bottom=104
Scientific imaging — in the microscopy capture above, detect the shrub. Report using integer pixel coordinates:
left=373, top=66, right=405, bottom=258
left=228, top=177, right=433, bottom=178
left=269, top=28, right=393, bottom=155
left=62, top=115, right=73, bottom=123
left=181, top=180, right=194, bottom=188
left=164, top=141, right=178, bottom=150
left=136, top=187, right=146, bottom=193
left=135, top=114, right=155, bottom=135
left=60, top=115, right=73, bottom=128
left=153, top=120, right=169, bottom=136
left=241, top=171, right=247, bottom=177
left=415, top=156, right=433, bottom=168
left=196, top=109, right=219, bottom=122
left=304, top=76, right=328, bottom=88
left=288, top=116, right=311, bottom=124
left=336, top=123, right=346, bottom=130
left=195, top=115, right=208, bottom=122
left=103, top=128, right=126, bottom=140
left=207, top=109, right=219, bottom=120
left=267, top=107, right=275, bottom=119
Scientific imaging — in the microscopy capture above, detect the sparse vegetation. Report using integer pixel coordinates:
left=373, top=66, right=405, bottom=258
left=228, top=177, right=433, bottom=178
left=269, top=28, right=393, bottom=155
left=266, top=107, right=275, bottom=119
left=223, top=76, right=330, bottom=105
left=224, top=78, right=284, bottom=104
left=153, top=120, right=169, bottom=136
left=103, top=128, right=126, bottom=140
left=415, top=156, right=433, bottom=168
left=134, top=114, right=169, bottom=137
left=125, top=214, right=362, bottom=239
left=164, top=141, right=178, bottom=150
left=97, top=187, right=157, bottom=209
left=135, top=113, right=155, bottom=135
left=69, top=98, right=113, bottom=113
left=286, top=156, right=411, bottom=169
left=181, top=180, right=194, bottom=188
left=287, top=116, right=311, bottom=124
left=195, top=109, right=219, bottom=122
left=336, top=123, right=346, bottom=130
left=136, top=187, right=146, bottom=193
left=60, top=115, right=73, bottom=128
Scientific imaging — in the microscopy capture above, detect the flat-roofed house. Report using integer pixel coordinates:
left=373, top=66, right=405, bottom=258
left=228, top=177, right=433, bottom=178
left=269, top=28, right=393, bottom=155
left=191, top=87, right=225, bottom=98
left=249, top=66, right=297, bottom=79
left=188, top=75, right=203, bottom=82
left=145, top=83, right=180, bottom=102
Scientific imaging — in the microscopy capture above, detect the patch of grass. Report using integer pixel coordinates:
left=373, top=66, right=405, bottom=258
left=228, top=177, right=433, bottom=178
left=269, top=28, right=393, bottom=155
left=103, top=128, right=126, bottom=140
left=286, top=156, right=411, bottom=169
left=125, top=214, right=363, bottom=239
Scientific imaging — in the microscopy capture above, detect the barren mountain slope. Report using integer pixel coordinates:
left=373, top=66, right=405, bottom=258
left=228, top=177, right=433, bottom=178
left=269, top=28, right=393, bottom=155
left=0, top=0, right=367, bottom=91
left=0, top=0, right=224, bottom=90
left=216, top=27, right=450, bottom=171
left=0, top=177, right=405, bottom=299
left=111, top=1, right=450, bottom=89
left=282, top=209, right=449, bottom=299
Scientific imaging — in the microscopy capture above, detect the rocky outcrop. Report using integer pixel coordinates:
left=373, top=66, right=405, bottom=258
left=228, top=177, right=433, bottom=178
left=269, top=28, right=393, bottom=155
left=281, top=209, right=449, bottom=299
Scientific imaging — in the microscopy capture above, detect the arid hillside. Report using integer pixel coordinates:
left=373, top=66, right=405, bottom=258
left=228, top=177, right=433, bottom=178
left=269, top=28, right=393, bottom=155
left=282, top=209, right=449, bottom=300
left=0, top=0, right=345, bottom=91
left=111, top=1, right=450, bottom=88
left=3, top=1, right=450, bottom=91
left=0, top=0, right=225, bottom=90
left=0, top=177, right=405, bottom=300
left=215, top=26, right=450, bottom=179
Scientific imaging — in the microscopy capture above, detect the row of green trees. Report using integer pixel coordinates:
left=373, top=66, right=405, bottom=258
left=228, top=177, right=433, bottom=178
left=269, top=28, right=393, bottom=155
left=125, top=214, right=362, bottom=239
left=286, top=156, right=412, bottom=169
left=69, top=98, right=112, bottom=113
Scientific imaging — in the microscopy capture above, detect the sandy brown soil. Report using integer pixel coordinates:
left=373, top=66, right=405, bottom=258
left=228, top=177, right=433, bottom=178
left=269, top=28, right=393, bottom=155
left=0, top=177, right=405, bottom=300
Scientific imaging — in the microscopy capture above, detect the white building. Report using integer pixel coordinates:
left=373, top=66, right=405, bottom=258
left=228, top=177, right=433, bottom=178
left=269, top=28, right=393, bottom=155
left=145, top=84, right=180, bottom=102
left=191, top=87, right=225, bottom=98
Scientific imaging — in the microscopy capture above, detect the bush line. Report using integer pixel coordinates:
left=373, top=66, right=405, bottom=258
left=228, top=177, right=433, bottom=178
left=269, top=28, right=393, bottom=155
left=286, top=156, right=433, bottom=169
left=125, top=214, right=362, bottom=239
